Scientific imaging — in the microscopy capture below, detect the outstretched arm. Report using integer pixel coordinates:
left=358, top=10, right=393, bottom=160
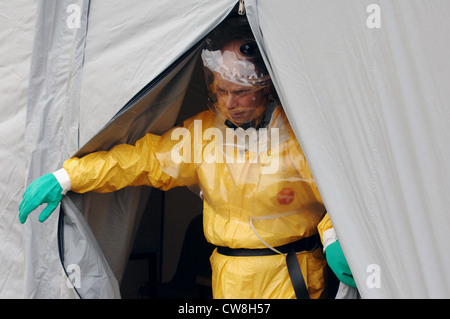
left=18, top=131, right=189, bottom=223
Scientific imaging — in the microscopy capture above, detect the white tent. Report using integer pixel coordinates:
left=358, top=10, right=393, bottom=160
left=1, top=0, right=450, bottom=299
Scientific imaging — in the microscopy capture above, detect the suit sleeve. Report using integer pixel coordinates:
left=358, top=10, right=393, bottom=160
left=63, top=128, right=198, bottom=194
left=317, top=212, right=337, bottom=251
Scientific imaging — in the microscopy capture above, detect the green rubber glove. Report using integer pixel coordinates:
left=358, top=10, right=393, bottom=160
left=325, top=240, right=356, bottom=288
left=19, top=173, right=63, bottom=224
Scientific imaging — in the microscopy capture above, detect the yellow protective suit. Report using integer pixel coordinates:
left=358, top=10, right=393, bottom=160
left=64, top=104, right=333, bottom=299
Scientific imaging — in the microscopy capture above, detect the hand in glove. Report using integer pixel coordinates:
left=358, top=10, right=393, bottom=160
left=19, top=173, right=64, bottom=223
left=325, top=240, right=356, bottom=288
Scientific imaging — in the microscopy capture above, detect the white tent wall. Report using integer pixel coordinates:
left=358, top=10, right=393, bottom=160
left=0, top=1, right=38, bottom=298
left=23, top=0, right=91, bottom=298
left=247, top=0, right=450, bottom=298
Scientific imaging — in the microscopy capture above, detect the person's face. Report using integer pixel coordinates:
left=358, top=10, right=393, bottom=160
left=214, top=75, right=269, bottom=125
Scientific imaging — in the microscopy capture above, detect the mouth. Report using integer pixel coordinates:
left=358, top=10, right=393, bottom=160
left=229, top=111, right=244, bottom=119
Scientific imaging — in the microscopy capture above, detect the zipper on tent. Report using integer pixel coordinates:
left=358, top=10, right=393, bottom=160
left=238, top=0, right=245, bottom=15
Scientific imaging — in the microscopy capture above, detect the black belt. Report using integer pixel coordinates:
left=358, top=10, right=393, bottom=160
left=216, top=234, right=320, bottom=299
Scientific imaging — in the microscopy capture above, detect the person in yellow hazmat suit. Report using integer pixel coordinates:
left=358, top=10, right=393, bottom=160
left=18, top=20, right=356, bottom=299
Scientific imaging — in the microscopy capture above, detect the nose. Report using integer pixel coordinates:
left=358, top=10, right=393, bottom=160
left=226, top=94, right=237, bottom=110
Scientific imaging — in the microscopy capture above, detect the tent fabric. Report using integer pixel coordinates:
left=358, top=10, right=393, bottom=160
left=23, top=0, right=91, bottom=299
left=0, top=0, right=38, bottom=298
left=246, top=0, right=450, bottom=298
left=2, top=0, right=450, bottom=299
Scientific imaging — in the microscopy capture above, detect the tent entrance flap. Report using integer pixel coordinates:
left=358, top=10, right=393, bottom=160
left=73, top=45, right=204, bottom=158
left=58, top=44, right=203, bottom=299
